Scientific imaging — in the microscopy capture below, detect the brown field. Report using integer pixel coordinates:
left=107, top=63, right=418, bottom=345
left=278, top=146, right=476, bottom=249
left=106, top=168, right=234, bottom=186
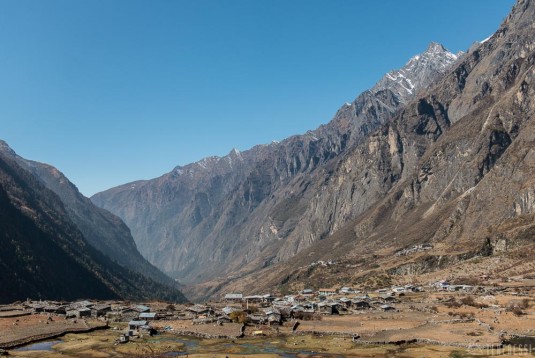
left=151, top=319, right=244, bottom=337
left=3, top=289, right=535, bottom=357
left=0, top=313, right=107, bottom=349
left=5, top=329, right=534, bottom=358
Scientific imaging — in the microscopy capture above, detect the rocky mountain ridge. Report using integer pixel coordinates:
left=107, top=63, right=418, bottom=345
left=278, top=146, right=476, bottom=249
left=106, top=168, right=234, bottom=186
left=0, top=145, right=187, bottom=303
left=92, top=40, right=460, bottom=289
left=95, top=0, right=535, bottom=301
left=199, top=0, right=535, bottom=297
left=371, top=42, right=459, bottom=104
left=0, top=140, right=176, bottom=288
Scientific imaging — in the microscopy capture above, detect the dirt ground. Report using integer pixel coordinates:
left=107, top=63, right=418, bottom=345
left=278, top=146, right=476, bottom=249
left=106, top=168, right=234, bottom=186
left=151, top=319, right=244, bottom=337
left=3, top=289, right=535, bottom=357
left=295, top=292, right=535, bottom=346
left=6, top=330, right=534, bottom=358
left=0, top=313, right=106, bottom=348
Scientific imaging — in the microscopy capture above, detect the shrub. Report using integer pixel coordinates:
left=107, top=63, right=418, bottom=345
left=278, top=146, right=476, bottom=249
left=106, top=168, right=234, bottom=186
left=520, top=298, right=530, bottom=309
left=247, top=306, right=259, bottom=314
left=450, top=350, right=466, bottom=358
left=229, top=311, right=249, bottom=324
left=511, top=307, right=525, bottom=316
left=466, top=331, right=482, bottom=336
left=460, top=296, right=475, bottom=306
left=458, top=312, right=474, bottom=320
left=293, top=312, right=322, bottom=321
left=445, top=300, right=462, bottom=308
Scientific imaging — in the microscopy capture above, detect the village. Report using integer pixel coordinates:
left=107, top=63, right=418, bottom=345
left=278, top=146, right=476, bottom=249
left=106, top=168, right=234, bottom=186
left=1, top=277, right=535, bottom=356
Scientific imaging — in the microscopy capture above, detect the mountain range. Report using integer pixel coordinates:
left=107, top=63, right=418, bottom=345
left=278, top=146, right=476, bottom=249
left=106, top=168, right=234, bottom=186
left=91, top=41, right=460, bottom=291
left=93, top=0, right=535, bottom=300
left=0, top=141, right=186, bottom=303
left=4, top=0, right=533, bottom=303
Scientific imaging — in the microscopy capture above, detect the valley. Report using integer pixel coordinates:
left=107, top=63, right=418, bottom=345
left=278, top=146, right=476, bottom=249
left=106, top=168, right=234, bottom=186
left=2, top=276, right=535, bottom=357
left=90, top=0, right=535, bottom=304
left=3, top=0, right=535, bottom=356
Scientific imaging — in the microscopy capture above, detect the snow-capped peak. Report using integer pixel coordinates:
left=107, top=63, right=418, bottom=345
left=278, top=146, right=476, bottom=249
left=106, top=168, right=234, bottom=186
left=370, top=42, right=459, bottom=104
left=480, top=35, right=493, bottom=44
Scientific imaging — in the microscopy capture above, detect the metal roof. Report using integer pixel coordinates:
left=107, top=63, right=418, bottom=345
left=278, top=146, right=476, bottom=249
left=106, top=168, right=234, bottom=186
left=129, top=320, right=148, bottom=326
left=224, top=293, right=243, bottom=299
left=139, top=312, right=157, bottom=318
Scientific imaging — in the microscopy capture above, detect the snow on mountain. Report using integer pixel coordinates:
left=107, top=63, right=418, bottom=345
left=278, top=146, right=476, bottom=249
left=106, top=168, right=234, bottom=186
left=371, top=42, right=459, bottom=104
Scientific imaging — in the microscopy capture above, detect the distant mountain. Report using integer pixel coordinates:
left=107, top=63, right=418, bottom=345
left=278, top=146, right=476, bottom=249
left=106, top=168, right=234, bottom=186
left=0, top=140, right=175, bottom=288
left=0, top=145, right=187, bottom=303
left=92, top=38, right=459, bottom=293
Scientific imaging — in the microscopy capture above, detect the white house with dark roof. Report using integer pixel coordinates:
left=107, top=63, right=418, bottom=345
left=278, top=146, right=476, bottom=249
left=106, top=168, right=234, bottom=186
left=139, top=312, right=158, bottom=320
left=224, top=293, right=243, bottom=302
left=318, top=288, right=337, bottom=296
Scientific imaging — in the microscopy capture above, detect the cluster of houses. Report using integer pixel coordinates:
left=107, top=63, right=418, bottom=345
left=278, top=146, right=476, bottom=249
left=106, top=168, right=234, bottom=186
left=214, top=284, right=428, bottom=321
left=431, top=280, right=475, bottom=292
left=8, top=280, right=479, bottom=339
left=22, top=300, right=156, bottom=321
left=141, top=285, right=425, bottom=328
left=212, top=280, right=473, bottom=323
left=395, top=244, right=434, bottom=256
left=17, top=300, right=162, bottom=337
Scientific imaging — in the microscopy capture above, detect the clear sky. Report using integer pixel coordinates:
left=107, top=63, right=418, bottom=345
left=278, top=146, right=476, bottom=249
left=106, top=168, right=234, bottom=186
left=1, top=0, right=515, bottom=196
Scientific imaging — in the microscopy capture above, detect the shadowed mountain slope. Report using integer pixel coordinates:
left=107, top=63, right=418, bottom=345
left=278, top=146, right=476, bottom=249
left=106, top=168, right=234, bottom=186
left=0, top=146, right=187, bottom=303
left=0, top=141, right=176, bottom=288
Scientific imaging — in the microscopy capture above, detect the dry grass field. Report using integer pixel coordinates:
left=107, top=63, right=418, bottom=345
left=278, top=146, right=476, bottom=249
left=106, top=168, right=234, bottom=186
left=0, top=313, right=106, bottom=349
left=3, top=287, right=535, bottom=357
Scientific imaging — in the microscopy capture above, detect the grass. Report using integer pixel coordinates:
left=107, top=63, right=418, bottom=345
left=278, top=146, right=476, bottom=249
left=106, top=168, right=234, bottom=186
left=7, top=328, right=490, bottom=358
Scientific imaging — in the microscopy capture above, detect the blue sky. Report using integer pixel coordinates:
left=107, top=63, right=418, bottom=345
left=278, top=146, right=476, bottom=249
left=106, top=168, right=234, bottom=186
left=1, top=0, right=515, bottom=196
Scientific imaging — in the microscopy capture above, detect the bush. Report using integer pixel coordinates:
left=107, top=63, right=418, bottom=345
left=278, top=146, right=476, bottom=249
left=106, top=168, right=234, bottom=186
left=229, top=311, right=249, bottom=324
left=466, top=331, right=482, bottom=336
left=511, top=307, right=525, bottom=316
left=460, top=296, right=475, bottom=306
left=294, top=312, right=312, bottom=320
left=520, top=298, right=530, bottom=309
left=445, top=300, right=461, bottom=308
left=459, top=296, right=488, bottom=309
left=246, top=306, right=259, bottom=314
left=458, top=312, right=474, bottom=320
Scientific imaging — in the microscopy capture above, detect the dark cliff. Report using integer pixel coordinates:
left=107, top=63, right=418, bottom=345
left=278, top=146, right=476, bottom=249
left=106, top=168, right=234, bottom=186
left=0, top=146, right=187, bottom=303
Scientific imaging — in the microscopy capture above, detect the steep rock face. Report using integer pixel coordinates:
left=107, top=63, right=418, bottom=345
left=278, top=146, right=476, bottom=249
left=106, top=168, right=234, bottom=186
left=338, top=0, right=535, bottom=251
left=223, top=0, right=535, bottom=296
left=0, top=141, right=176, bottom=287
left=92, top=43, right=459, bottom=284
left=0, top=149, right=187, bottom=303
